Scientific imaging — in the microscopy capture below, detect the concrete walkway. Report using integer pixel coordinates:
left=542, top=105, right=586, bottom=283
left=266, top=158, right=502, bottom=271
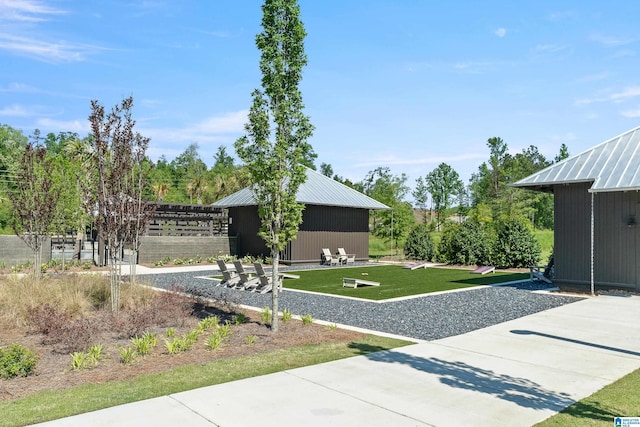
left=37, top=293, right=640, bottom=426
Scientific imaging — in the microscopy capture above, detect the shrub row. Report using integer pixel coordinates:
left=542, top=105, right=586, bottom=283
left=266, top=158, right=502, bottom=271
left=405, top=219, right=541, bottom=268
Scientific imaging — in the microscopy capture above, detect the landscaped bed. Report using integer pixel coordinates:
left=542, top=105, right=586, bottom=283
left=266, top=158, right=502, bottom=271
left=281, top=265, right=529, bottom=300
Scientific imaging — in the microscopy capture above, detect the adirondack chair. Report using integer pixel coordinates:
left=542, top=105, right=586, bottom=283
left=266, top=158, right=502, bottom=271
left=232, top=260, right=260, bottom=290
left=321, top=248, right=338, bottom=266
left=337, top=248, right=355, bottom=265
left=216, top=259, right=240, bottom=287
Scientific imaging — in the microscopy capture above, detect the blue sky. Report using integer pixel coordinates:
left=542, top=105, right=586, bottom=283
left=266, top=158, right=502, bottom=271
left=2, top=1, right=640, bottom=194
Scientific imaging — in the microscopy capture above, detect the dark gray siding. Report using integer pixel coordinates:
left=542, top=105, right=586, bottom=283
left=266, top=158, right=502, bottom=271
left=137, top=236, right=236, bottom=263
left=554, top=182, right=640, bottom=290
left=554, top=183, right=591, bottom=285
left=229, top=204, right=371, bottom=263
left=228, top=206, right=268, bottom=258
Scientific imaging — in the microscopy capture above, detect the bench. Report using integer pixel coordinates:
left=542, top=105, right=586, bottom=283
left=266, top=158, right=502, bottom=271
left=342, top=278, right=381, bottom=288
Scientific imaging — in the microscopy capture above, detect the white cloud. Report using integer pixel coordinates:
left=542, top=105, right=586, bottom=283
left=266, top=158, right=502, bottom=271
left=353, top=152, right=486, bottom=168
left=575, top=86, right=640, bottom=106
left=621, top=109, right=640, bottom=118
left=589, top=33, right=635, bottom=47
left=533, top=43, right=570, bottom=54
left=610, top=87, right=640, bottom=102
left=494, top=28, right=507, bottom=38
left=35, top=118, right=89, bottom=133
left=0, top=0, right=66, bottom=22
left=192, top=110, right=247, bottom=134
left=0, top=33, right=104, bottom=63
left=0, top=104, right=28, bottom=116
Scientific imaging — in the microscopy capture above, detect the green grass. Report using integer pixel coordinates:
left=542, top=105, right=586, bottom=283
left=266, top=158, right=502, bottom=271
left=0, top=335, right=412, bottom=427
left=283, top=265, right=527, bottom=300
left=536, top=367, right=640, bottom=426
left=535, top=229, right=554, bottom=264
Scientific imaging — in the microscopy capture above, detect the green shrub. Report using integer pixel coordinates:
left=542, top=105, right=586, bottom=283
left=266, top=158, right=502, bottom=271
left=301, top=314, right=313, bottom=326
left=492, top=219, right=541, bottom=268
left=260, top=307, right=271, bottom=324
left=404, top=224, right=435, bottom=261
left=437, top=221, right=493, bottom=265
left=0, top=343, right=37, bottom=379
left=282, top=308, right=292, bottom=322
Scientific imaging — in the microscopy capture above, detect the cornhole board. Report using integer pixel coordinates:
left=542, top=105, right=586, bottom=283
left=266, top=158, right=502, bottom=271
left=342, top=278, right=380, bottom=288
left=471, top=266, right=495, bottom=275
left=403, top=262, right=428, bottom=270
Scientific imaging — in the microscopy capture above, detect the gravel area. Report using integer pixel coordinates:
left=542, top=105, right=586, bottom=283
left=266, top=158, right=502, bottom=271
left=142, top=268, right=583, bottom=342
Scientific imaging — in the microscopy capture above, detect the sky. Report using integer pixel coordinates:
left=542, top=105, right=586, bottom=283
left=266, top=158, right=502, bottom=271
left=2, top=0, right=640, bottom=195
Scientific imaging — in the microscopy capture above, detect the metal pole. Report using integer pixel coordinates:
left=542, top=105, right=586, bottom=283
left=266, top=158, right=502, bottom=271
left=590, top=192, right=595, bottom=296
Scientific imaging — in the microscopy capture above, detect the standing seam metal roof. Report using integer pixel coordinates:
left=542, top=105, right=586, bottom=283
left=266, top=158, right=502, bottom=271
left=212, top=167, right=391, bottom=210
left=513, top=125, right=640, bottom=192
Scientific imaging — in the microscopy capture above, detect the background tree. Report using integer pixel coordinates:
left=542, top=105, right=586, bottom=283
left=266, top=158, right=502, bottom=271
left=234, top=0, right=314, bottom=332
left=0, top=125, right=28, bottom=234
left=361, top=167, right=415, bottom=251
left=412, top=176, right=429, bottom=223
left=9, top=144, right=60, bottom=278
left=320, top=162, right=333, bottom=177
left=424, top=162, right=463, bottom=230
left=88, top=96, right=155, bottom=313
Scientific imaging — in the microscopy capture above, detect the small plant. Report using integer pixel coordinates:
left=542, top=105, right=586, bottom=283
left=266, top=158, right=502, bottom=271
left=325, top=323, right=338, bottom=331
left=234, top=313, right=249, bottom=325
left=82, top=262, right=93, bottom=270
left=198, top=316, right=219, bottom=332
left=184, top=329, right=201, bottom=348
left=70, top=352, right=89, bottom=370
left=194, top=255, right=202, bottom=263
left=206, top=332, right=223, bottom=350
left=162, top=256, right=171, bottom=263
left=87, top=344, right=103, bottom=364
left=131, top=333, right=156, bottom=356
left=119, top=346, right=136, bottom=364
left=154, top=260, right=165, bottom=267
left=261, top=307, right=271, bottom=324
left=282, top=308, right=293, bottom=322
left=166, top=327, right=176, bottom=338
left=301, top=314, right=313, bottom=326
left=173, top=258, right=184, bottom=265
left=165, top=337, right=186, bottom=355
left=206, top=256, right=216, bottom=264
left=0, top=261, right=5, bottom=269
left=186, top=258, right=196, bottom=265
left=245, top=335, right=257, bottom=345
left=217, top=322, right=231, bottom=338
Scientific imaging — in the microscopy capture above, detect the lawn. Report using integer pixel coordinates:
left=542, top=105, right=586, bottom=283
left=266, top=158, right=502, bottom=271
left=536, top=367, right=640, bottom=426
left=283, top=265, right=528, bottom=300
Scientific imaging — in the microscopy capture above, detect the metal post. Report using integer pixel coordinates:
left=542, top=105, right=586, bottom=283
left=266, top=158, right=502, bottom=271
left=590, top=192, right=595, bottom=296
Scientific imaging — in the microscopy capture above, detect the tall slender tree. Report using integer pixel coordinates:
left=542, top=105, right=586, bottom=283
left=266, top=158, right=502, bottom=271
left=235, top=0, right=314, bottom=332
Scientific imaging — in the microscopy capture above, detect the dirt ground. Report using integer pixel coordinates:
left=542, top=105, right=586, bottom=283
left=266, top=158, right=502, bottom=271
left=0, top=307, right=364, bottom=401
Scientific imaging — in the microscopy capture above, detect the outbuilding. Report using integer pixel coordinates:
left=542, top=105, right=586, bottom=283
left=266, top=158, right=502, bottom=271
left=513, top=125, right=640, bottom=292
left=212, top=168, right=390, bottom=264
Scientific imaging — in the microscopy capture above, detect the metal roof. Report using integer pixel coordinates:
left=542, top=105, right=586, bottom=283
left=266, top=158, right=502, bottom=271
left=513, top=125, right=640, bottom=193
left=212, top=167, right=391, bottom=210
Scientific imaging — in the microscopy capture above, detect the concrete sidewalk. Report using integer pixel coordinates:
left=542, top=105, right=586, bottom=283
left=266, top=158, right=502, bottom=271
left=37, top=294, right=640, bottom=426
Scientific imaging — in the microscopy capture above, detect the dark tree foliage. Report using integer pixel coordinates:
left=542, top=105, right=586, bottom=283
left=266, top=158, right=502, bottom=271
left=9, top=144, right=59, bottom=278
left=404, top=224, right=435, bottom=261
left=492, top=219, right=540, bottom=268
left=437, top=220, right=493, bottom=266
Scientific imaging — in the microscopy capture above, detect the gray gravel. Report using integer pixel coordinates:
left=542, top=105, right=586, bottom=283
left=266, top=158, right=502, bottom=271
left=142, top=269, right=582, bottom=341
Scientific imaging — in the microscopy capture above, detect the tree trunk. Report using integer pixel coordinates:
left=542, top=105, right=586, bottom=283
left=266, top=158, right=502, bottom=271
left=271, top=248, right=280, bottom=332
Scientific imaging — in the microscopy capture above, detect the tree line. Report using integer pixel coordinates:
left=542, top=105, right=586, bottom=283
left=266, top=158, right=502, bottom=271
left=0, top=124, right=569, bottom=243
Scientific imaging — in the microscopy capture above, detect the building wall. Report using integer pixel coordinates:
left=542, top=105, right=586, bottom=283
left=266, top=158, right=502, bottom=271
left=0, top=235, right=52, bottom=267
left=137, top=236, right=237, bottom=264
left=289, top=206, right=370, bottom=264
left=229, top=205, right=371, bottom=263
left=554, top=182, right=640, bottom=290
left=228, top=206, right=268, bottom=258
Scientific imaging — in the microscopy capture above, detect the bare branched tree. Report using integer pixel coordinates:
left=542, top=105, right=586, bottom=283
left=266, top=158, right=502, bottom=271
left=88, top=97, right=155, bottom=314
left=9, top=144, right=59, bottom=279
